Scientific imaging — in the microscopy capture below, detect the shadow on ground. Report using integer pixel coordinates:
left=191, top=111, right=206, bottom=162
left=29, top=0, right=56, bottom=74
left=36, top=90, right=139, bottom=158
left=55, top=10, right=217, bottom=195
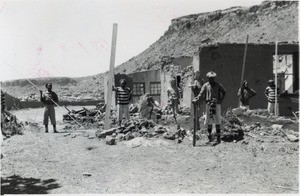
left=1, top=175, right=61, bottom=194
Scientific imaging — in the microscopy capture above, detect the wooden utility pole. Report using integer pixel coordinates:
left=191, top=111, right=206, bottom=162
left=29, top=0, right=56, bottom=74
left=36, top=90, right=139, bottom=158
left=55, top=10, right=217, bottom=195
left=104, top=24, right=118, bottom=130
left=274, top=41, right=279, bottom=116
left=238, top=35, right=249, bottom=107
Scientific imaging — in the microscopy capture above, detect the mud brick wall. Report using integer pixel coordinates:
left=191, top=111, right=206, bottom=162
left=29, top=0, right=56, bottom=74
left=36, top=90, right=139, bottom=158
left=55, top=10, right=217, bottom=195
left=196, top=43, right=299, bottom=115
left=128, top=70, right=161, bottom=103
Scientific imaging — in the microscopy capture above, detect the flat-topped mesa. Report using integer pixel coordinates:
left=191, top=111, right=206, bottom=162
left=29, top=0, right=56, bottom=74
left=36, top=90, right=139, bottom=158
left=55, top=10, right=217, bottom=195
left=167, top=1, right=297, bottom=34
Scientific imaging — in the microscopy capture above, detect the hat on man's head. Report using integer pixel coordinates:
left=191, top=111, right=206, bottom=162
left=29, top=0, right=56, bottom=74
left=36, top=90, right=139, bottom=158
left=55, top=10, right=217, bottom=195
left=268, top=79, right=274, bottom=84
left=206, top=71, right=217, bottom=78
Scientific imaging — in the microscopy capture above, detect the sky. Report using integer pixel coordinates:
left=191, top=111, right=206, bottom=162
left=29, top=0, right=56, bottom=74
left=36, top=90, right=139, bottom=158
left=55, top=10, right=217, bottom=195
left=0, top=0, right=264, bottom=81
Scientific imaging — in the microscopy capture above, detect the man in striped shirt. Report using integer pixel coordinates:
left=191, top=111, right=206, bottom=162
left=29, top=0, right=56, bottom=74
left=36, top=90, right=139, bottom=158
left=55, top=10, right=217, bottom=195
left=265, top=79, right=280, bottom=115
left=113, top=79, right=132, bottom=125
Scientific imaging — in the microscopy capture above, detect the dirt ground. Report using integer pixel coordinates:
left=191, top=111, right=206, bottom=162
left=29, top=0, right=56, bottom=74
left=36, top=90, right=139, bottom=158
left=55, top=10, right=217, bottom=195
left=1, top=107, right=299, bottom=194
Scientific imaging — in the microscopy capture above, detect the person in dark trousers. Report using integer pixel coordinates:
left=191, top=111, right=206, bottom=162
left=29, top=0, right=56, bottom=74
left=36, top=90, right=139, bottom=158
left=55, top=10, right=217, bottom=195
left=113, top=79, right=132, bottom=126
left=40, top=83, right=58, bottom=133
left=193, top=71, right=226, bottom=144
left=237, top=80, right=256, bottom=109
left=189, top=71, right=204, bottom=130
left=1, top=90, right=5, bottom=129
left=265, top=79, right=280, bottom=115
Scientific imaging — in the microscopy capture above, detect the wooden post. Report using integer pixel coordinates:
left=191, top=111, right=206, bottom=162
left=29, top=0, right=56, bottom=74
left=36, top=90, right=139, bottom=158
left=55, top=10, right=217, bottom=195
left=238, top=35, right=249, bottom=107
left=274, top=41, right=279, bottom=116
left=104, top=24, right=118, bottom=130
left=193, top=102, right=198, bottom=147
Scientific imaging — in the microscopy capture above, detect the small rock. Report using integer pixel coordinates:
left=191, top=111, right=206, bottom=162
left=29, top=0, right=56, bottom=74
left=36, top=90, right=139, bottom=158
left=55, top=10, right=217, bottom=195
left=139, top=127, right=148, bottom=134
left=232, top=107, right=246, bottom=116
left=95, top=128, right=117, bottom=138
left=71, top=134, right=79, bottom=138
left=124, top=132, right=135, bottom=141
left=130, top=105, right=139, bottom=113
left=116, top=133, right=125, bottom=141
left=105, top=136, right=116, bottom=145
left=271, top=124, right=283, bottom=130
left=242, top=140, right=249, bottom=145
left=123, top=125, right=136, bottom=134
left=178, top=137, right=183, bottom=143
left=154, top=126, right=166, bottom=134
left=82, top=172, right=92, bottom=177
left=88, top=136, right=95, bottom=139
left=63, top=133, right=71, bottom=137
left=83, top=133, right=89, bottom=137
left=243, top=110, right=252, bottom=116
left=286, top=134, right=299, bottom=142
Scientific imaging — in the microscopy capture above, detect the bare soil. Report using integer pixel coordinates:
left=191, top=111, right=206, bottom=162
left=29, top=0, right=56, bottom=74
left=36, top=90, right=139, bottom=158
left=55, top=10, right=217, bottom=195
left=1, top=107, right=299, bottom=194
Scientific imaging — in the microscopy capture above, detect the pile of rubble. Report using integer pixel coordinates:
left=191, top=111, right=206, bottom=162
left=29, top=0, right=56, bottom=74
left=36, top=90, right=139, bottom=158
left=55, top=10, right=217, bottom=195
left=1, top=112, right=23, bottom=137
left=62, top=94, right=167, bottom=128
left=231, top=107, right=299, bottom=143
left=221, top=110, right=244, bottom=142
left=62, top=99, right=299, bottom=145
left=95, top=118, right=188, bottom=145
left=63, top=103, right=106, bottom=123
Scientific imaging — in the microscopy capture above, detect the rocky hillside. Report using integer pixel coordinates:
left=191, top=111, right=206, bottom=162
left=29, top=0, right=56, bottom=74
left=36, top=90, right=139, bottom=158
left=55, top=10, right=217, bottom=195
left=1, top=1, right=298, bottom=101
left=115, top=0, right=298, bottom=74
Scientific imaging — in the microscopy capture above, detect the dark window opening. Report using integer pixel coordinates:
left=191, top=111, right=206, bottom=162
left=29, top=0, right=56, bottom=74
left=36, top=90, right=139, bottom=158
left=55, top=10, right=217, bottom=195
left=150, top=82, right=161, bottom=95
left=273, top=54, right=298, bottom=94
left=133, top=83, right=145, bottom=96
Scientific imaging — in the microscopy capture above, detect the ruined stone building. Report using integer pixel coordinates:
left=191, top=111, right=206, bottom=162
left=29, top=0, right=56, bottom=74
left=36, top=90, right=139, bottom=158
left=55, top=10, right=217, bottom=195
left=104, top=42, right=299, bottom=116
left=193, top=43, right=299, bottom=116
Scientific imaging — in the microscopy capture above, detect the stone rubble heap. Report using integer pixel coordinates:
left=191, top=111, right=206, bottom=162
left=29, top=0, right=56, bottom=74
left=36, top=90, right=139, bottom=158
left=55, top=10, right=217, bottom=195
left=95, top=118, right=189, bottom=145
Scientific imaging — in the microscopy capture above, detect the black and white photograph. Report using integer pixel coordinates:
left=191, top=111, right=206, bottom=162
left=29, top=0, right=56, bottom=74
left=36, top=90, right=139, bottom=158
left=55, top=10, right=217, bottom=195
left=0, top=0, right=299, bottom=194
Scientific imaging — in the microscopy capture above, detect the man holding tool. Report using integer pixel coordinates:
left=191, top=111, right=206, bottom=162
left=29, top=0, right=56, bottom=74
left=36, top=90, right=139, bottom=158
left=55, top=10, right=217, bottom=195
left=40, top=83, right=59, bottom=133
left=193, top=71, right=226, bottom=145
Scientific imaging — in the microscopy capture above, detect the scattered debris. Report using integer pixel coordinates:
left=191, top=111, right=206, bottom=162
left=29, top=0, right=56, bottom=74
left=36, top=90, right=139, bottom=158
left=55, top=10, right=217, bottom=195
left=286, top=134, right=299, bottom=142
left=82, top=172, right=92, bottom=177
left=105, top=136, right=116, bottom=145
left=221, top=110, right=244, bottom=142
left=63, top=133, right=71, bottom=137
left=1, top=112, right=23, bottom=137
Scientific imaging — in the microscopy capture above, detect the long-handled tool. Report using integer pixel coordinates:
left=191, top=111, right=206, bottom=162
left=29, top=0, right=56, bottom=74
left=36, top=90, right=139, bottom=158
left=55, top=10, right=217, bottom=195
left=2, top=59, right=84, bottom=128
left=238, top=35, right=249, bottom=108
left=193, top=101, right=198, bottom=147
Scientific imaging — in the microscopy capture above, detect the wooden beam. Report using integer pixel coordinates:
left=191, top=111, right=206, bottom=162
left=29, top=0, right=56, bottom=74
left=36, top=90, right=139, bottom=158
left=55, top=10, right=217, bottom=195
left=238, top=35, right=249, bottom=107
left=275, top=41, right=279, bottom=116
left=104, top=24, right=118, bottom=130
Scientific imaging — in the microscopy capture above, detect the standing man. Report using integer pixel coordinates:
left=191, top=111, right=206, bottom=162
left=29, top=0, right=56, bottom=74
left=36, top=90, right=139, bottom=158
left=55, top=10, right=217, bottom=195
left=40, top=83, right=58, bottom=133
left=193, top=71, right=226, bottom=144
left=189, top=71, right=204, bottom=129
left=237, top=80, right=256, bottom=109
left=265, top=79, right=280, bottom=115
left=167, top=77, right=180, bottom=116
left=113, top=79, right=132, bottom=125
left=1, top=90, right=5, bottom=129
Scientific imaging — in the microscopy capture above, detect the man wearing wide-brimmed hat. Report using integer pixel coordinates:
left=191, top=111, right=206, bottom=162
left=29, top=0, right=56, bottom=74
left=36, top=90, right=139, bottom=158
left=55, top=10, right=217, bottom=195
left=193, top=71, right=226, bottom=144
